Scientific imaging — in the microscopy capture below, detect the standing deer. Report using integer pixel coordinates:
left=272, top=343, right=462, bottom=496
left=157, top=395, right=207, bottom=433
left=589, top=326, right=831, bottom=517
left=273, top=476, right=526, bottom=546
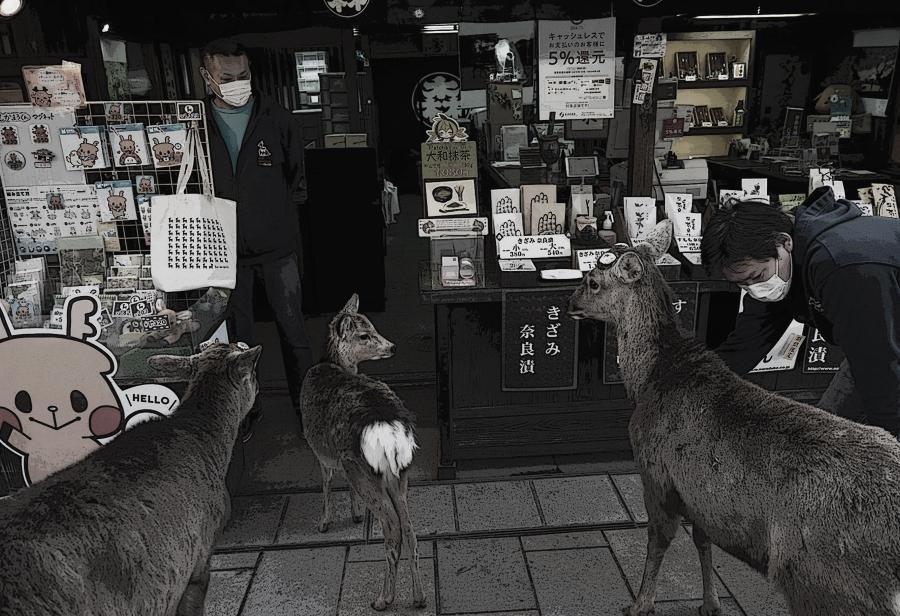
left=567, top=221, right=900, bottom=616
left=300, top=293, right=425, bottom=611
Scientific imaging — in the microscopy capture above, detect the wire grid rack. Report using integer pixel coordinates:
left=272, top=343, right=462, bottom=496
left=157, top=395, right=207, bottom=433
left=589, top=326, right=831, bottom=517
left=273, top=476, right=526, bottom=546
left=0, top=101, right=228, bottom=496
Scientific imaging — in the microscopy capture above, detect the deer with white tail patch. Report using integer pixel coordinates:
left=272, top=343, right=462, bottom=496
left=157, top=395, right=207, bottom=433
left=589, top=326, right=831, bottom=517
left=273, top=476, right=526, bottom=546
left=300, top=293, right=425, bottom=611
left=568, top=221, right=900, bottom=616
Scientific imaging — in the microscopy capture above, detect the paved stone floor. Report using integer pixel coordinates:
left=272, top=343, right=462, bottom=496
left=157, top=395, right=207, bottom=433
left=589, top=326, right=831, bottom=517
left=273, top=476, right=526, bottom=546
left=206, top=473, right=790, bottom=616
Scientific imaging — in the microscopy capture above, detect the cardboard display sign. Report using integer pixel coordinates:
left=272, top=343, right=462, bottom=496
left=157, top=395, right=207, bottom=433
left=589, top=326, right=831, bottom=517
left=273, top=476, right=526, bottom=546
left=421, top=141, right=477, bottom=180
left=0, top=295, right=179, bottom=487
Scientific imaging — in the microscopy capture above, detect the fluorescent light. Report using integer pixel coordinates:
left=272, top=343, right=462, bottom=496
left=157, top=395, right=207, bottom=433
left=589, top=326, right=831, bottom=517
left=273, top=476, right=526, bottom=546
left=101, top=23, right=110, bottom=33
left=422, top=23, right=458, bottom=34
left=0, top=0, right=23, bottom=18
left=694, top=13, right=816, bottom=19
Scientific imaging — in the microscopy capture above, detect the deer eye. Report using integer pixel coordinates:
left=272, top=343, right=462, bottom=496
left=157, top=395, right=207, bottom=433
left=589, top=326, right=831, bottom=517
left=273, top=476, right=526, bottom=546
left=15, top=391, right=32, bottom=414
left=359, top=334, right=370, bottom=341
left=71, top=390, right=88, bottom=413
left=589, top=279, right=600, bottom=291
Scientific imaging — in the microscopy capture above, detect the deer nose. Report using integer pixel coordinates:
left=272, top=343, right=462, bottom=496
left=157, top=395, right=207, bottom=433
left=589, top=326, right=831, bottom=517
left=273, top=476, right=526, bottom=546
left=47, top=405, right=59, bottom=413
left=389, top=344, right=397, bottom=354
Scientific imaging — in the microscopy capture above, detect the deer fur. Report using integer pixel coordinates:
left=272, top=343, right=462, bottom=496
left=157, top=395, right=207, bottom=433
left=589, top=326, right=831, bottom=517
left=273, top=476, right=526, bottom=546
left=300, top=293, right=425, bottom=611
left=568, top=221, right=900, bottom=616
left=0, top=342, right=261, bottom=616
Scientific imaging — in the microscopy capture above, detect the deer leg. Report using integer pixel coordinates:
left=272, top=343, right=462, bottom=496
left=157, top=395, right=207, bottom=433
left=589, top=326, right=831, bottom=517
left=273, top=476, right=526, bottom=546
left=175, top=556, right=211, bottom=616
left=343, top=459, right=402, bottom=611
left=628, top=495, right=682, bottom=616
left=317, top=463, right=334, bottom=533
left=692, top=525, right=721, bottom=616
left=350, top=483, right=365, bottom=524
left=391, top=470, right=425, bottom=608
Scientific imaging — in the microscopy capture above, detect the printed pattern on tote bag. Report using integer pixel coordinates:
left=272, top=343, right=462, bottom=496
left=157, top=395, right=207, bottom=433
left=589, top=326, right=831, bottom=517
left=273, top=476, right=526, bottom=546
left=166, top=216, right=230, bottom=270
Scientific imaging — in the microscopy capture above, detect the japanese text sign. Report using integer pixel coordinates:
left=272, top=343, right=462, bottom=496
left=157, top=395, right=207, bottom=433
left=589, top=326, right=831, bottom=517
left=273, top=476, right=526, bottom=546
left=538, top=18, right=616, bottom=120
left=502, top=289, right=579, bottom=391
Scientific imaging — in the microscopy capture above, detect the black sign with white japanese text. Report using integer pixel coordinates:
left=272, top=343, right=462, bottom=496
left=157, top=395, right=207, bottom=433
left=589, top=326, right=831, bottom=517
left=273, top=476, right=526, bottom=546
left=802, top=328, right=844, bottom=373
left=603, top=282, right=699, bottom=385
left=502, top=289, right=579, bottom=391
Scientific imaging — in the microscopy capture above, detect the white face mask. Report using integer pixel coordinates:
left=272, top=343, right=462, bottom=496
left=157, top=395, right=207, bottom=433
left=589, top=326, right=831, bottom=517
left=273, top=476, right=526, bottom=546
left=743, top=252, right=792, bottom=302
left=207, top=73, right=252, bottom=107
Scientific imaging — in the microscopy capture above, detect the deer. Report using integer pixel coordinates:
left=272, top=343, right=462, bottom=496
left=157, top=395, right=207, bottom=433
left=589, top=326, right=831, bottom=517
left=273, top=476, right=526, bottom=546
left=567, top=220, right=900, bottom=616
left=300, top=293, right=425, bottom=612
left=0, top=341, right=262, bottom=616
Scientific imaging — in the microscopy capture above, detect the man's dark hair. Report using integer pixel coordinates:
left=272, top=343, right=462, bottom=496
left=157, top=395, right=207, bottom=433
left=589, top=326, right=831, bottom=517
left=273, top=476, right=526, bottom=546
left=700, top=201, right=793, bottom=275
left=201, top=39, right=248, bottom=67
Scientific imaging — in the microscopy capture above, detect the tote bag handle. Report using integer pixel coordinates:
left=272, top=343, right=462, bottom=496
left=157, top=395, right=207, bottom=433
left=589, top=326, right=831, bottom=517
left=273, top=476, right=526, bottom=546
left=175, top=126, right=213, bottom=196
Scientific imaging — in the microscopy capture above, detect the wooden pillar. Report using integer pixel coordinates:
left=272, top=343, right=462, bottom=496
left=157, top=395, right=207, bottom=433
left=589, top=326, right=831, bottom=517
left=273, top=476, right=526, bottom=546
left=626, top=18, right=662, bottom=197
left=84, top=16, right=109, bottom=100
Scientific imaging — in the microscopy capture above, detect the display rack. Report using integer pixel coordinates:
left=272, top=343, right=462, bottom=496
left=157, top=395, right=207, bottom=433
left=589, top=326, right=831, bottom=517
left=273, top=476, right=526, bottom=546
left=663, top=31, right=755, bottom=158
left=0, top=100, right=226, bottom=366
left=0, top=100, right=230, bottom=497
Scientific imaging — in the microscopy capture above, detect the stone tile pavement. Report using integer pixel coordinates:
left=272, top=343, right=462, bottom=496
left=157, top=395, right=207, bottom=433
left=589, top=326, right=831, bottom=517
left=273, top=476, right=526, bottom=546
left=207, top=473, right=790, bottom=616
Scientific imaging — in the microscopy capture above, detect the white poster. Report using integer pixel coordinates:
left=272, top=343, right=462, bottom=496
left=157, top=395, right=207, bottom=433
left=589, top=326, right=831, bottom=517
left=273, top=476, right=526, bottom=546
left=0, top=106, right=86, bottom=186
left=4, top=184, right=100, bottom=256
left=538, top=18, right=616, bottom=120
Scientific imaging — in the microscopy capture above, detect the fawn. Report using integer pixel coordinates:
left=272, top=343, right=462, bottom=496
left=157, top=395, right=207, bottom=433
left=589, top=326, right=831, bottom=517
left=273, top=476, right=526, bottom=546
left=300, top=293, right=425, bottom=611
left=568, top=221, right=900, bottom=616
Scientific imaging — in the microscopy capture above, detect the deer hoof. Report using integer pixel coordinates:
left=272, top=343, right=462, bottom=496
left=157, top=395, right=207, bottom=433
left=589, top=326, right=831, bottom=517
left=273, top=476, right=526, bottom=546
left=371, top=598, right=389, bottom=611
left=624, top=606, right=655, bottom=616
left=317, top=520, right=331, bottom=533
left=413, top=597, right=427, bottom=609
left=699, top=605, right=721, bottom=616
left=353, top=514, right=364, bottom=524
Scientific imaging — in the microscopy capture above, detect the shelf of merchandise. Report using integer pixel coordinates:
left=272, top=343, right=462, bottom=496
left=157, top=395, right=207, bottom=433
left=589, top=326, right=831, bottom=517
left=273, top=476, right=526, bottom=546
left=678, top=79, right=750, bottom=90
left=687, top=125, right=746, bottom=135
left=664, top=30, right=755, bottom=158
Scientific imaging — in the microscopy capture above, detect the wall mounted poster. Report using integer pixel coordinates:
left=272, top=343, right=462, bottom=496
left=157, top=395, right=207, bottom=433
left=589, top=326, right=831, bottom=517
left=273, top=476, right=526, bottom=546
left=537, top=18, right=616, bottom=120
left=0, top=106, right=86, bottom=186
left=424, top=179, right=477, bottom=217
left=502, top=288, right=578, bottom=391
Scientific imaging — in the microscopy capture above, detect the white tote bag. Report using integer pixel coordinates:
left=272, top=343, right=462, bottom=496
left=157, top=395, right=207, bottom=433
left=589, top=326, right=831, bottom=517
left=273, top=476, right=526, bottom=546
left=150, top=127, right=237, bottom=292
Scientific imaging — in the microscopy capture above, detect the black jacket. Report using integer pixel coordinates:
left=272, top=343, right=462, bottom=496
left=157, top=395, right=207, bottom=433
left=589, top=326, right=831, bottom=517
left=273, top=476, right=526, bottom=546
left=716, top=186, right=900, bottom=433
left=207, top=96, right=305, bottom=264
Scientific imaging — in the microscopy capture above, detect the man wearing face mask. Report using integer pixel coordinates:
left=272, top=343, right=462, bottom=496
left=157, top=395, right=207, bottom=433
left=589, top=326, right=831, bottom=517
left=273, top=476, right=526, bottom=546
left=701, top=186, right=900, bottom=437
left=200, top=39, right=313, bottom=441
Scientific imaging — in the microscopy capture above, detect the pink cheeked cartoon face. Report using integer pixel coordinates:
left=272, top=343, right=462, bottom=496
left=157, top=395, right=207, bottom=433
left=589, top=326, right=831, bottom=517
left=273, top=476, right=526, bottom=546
left=0, top=297, right=125, bottom=484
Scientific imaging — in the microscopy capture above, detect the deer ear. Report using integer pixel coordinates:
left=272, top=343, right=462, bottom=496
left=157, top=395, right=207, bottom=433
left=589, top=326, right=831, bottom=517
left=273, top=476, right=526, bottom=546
left=341, top=293, right=359, bottom=314
left=231, top=345, right=262, bottom=375
left=612, top=252, right=645, bottom=284
left=66, top=296, right=98, bottom=341
left=636, top=220, right=673, bottom=260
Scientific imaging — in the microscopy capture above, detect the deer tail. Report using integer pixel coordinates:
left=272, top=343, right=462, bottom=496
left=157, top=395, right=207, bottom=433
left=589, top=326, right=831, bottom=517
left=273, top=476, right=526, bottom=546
left=360, top=420, right=417, bottom=478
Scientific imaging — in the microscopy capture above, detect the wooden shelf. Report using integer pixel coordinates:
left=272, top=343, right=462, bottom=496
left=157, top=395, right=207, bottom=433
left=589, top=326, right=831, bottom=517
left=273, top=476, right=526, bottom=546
left=678, top=79, right=749, bottom=90
left=684, top=126, right=745, bottom=136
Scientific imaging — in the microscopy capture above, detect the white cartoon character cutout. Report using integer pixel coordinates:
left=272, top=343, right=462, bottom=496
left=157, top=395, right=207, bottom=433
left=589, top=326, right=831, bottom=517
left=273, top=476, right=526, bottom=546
left=0, top=295, right=180, bottom=486
left=0, top=296, right=125, bottom=485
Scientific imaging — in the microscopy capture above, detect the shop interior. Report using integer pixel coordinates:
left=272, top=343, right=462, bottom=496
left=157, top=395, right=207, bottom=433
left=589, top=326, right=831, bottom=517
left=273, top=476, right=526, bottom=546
left=0, top=0, right=898, bottom=497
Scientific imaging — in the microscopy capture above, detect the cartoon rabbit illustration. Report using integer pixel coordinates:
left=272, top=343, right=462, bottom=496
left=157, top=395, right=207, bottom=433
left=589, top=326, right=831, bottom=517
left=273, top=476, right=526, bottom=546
left=0, top=296, right=126, bottom=485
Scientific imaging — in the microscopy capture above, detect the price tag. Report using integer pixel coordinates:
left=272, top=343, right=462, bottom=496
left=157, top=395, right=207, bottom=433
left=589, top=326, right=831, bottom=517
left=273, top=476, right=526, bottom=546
left=675, top=235, right=702, bottom=253
left=574, top=248, right=610, bottom=272
left=499, top=234, right=572, bottom=260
